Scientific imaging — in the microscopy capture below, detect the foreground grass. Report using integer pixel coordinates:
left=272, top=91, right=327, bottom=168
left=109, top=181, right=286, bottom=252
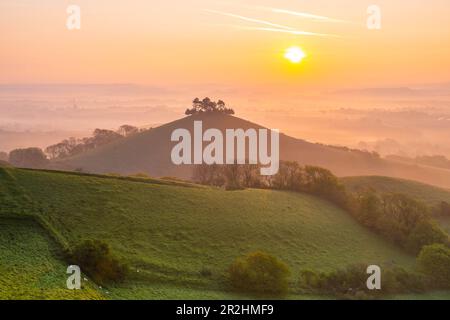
left=0, top=168, right=421, bottom=298
left=0, top=218, right=103, bottom=300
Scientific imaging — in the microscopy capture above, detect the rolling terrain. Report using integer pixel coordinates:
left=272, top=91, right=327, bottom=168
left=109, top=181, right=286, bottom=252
left=342, top=176, right=450, bottom=207
left=56, top=113, right=450, bottom=189
left=342, top=176, right=450, bottom=233
left=0, top=166, right=417, bottom=299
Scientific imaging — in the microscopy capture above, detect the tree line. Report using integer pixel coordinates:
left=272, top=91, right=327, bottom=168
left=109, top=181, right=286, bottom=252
left=2, top=124, right=146, bottom=168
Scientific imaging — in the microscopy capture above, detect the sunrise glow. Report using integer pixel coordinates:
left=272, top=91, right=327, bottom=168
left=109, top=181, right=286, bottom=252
left=284, top=46, right=306, bottom=64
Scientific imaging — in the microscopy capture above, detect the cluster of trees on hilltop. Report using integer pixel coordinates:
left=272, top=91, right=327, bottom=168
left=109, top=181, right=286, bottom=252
left=185, top=97, right=235, bottom=115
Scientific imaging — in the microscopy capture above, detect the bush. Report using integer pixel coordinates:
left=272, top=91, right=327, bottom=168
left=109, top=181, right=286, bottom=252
left=435, top=201, right=450, bottom=218
left=406, top=220, right=448, bottom=254
left=199, top=267, right=213, bottom=278
left=417, top=244, right=450, bottom=288
left=229, top=251, right=290, bottom=295
left=298, top=269, right=321, bottom=289
left=354, top=190, right=382, bottom=228
left=67, top=240, right=128, bottom=285
left=319, top=264, right=368, bottom=295
left=298, top=264, right=426, bottom=297
left=382, top=267, right=425, bottom=294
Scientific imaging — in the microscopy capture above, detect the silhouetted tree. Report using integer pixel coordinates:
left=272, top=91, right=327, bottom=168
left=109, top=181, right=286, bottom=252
left=117, top=124, right=139, bottom=137
left=185, top=97, right=235, bottom=115
left=67, top=240, right=128, bottom=285
left=223, top=164, right=244, bottom=190
left=192, top=164, right=225, bottom=186
left=45, top=137, right=78, bottom=159
left=0, top=151, right=8, bottom=162
left=9, top=147, right=48, bottom=169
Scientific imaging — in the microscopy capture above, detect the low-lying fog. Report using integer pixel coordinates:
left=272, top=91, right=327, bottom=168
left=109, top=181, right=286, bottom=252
left=1, top=83, right=450, bottom=159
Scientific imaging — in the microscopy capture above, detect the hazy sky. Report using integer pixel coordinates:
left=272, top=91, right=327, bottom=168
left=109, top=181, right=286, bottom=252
left=1, top=0, right=450, bottom=89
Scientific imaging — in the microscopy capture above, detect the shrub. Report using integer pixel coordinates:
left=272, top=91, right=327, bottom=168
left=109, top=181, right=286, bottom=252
left=302, top=165, right=349, bottom=209
left=355, top=190, right=382, bottom=228
left=320, top=264, right=368, bottom=295
left=67, top=240, right=128, bottom=285
left=298, top=264, right=426, bottom=297
left=298, top=269, right=321, bottom=289
left=417, top=244, right=450, bottom=288
left=199, top=267, right=213, bottom=278
left=229, top=251, right=290, bottom=295
left=406, top=220, right=448, bottom=254
left=382, top=267, right=425, bottom=294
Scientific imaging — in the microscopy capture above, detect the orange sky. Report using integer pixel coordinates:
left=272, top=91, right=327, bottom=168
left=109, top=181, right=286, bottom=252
left=1, top=0, right=450, bottom=89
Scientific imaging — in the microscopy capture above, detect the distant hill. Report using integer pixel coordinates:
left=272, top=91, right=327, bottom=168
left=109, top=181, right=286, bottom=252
left=0, top=167, right=414, bottom=299
left=54, top=113, right=450, bottom=189
left=335, top=87, right=419, bottom=97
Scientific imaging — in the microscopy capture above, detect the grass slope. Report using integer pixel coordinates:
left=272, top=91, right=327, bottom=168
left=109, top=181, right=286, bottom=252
left=0, top=167, right=416, bottom=299
left=0, top=218, right=103, bottom=300
left=342, top=176, right=450, bottom=206
left=342, top=176, right=450, bottom=233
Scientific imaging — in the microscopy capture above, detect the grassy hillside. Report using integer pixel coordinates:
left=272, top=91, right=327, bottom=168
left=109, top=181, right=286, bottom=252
left=342, top=176, right=450, bottom=206
left=342, top=176, right=450, bottom=233
left=0, top=167, right=418, bottom=299
left=0, top=218, right=103, bottom=300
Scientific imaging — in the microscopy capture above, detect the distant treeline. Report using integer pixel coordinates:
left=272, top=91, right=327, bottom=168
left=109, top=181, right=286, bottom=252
left=193, top=161, right=450, bottom=255
left=1, top=124, right=149, bottom=168
left=387, top=154, right=450, bottom=170
left=45, top=124, right=145, bottom=160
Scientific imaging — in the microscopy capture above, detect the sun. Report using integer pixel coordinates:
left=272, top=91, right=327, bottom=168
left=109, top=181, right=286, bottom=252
left=284, top=46, right=306, bottom=64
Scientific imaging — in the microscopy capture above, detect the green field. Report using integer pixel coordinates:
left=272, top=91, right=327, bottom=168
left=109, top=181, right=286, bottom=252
left=0, top=218, right=103, bottom=300
left=0, top=167, right=445, bottom=299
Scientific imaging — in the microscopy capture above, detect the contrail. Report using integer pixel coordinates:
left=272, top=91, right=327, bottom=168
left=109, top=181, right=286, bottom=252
left=237, top=26, right=339, bottom=38
left=204, top=9, right=294, bottom=30
left=270, top=8, right=348, bottom=23
left=209, top=2, right=349, bottom=23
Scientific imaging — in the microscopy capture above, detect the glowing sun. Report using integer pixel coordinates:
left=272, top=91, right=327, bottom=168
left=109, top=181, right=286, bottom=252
left=284, top=46, right=306, bottom=63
